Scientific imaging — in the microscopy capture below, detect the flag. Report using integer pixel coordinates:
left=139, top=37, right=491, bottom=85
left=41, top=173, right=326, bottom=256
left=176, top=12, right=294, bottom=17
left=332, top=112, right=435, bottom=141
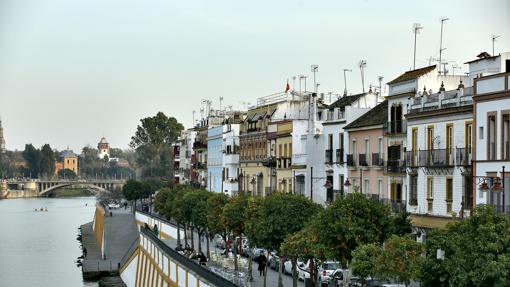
left=285, top=79, right=290, bottom=93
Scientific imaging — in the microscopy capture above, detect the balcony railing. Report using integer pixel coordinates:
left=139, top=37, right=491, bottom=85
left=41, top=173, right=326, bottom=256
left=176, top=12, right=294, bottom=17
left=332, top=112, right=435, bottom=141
left=224, top=145, right=240, bottom=155
left=336, top=148, right=344, bottom=163
left=405, top=151, right=419, bottom=167
left=418, top=149, right=454, bottom=167
left=194, top=162, right=207, bottom=170
left=193, top=141, right=207, bottom=150
left=346, top=154, right=356, bottom=167
left=359, top=154, right=368, bottom=166
left=384, top=120, right=407, bottom=135
left=456, top=147, right=472, bottom=166
left=325, top=150, right=333, bottom=164
left=385, top=159, right=406, bottom=173
left=371, top=153, right=384, bottom=166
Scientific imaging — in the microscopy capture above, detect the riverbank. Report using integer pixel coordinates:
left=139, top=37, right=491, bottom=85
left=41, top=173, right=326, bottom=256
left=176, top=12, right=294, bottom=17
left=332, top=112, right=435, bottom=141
left=49, top=187, right=94, bottom=197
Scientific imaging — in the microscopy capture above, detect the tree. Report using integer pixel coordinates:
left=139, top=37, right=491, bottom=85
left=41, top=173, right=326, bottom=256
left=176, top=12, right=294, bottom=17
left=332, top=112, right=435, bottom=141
left=129, top=112, right=184, bottom=178
left=421, top=205, right=510, bottom=287
left=181, top=189, right=210, bottom=253
left=123, top=179, right=143, bottom=211
left=222, top=194, right=249, bottom=272
left=57, top=168, right=76, bottom=179
left=39, top=144, right=55, bottom=177
left=207, top=193, right=229, bottom=250
left=22, top=144, right=41, bottom=178
left=351, top=243, right=381, bottom=283
left=389, top=210, right=413, bottom=236
left=378, top=235, right=424, bottom=286
left=245, top=193, right=322, bottom=287
left=310, top=193, right=394, bottom=264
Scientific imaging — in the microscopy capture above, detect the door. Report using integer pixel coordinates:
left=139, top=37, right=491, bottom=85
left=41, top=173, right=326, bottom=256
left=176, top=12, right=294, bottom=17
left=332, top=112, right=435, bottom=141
left=326, top=175, right=334, bottom=202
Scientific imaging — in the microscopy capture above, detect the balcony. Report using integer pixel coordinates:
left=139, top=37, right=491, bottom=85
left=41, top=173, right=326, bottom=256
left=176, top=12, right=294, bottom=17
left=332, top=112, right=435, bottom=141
left=371, top=153, right=384, bottom=166
left=336, top=149, right=344, bottom=163
left=223, top=179, right=239, bottom=194
left=359, top=154, right=369, bottom=166
left=384, top=120, right=406, bottom=135
left=193, top=141, right=207, bottom=150
left=224, top=145, right=240, bottom=155
left=456, top=148, right=472, bottom=166
left=325, top=150, right=333, bottom=164
left=418, top=149, right=454, bottom=167
left=262, top=156, right=277, bottom=168
left=224, top=153, right=240, bottom=165
left=405, top=151, right=419, bottom=168
left=385, top=159, right=405, bottom=173
left=194, top=162, right=207, bottom=170
left=346, top=154, right=356, bottom=167
left=292, top=153, right=307, bottom=166
left=410, top=87, right=473, bottom=112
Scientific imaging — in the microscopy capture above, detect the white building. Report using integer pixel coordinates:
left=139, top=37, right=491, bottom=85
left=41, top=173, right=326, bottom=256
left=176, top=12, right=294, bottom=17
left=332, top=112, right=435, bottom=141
left=405, top=83, right=474, bottom=235
left=385, top=65, right=469, bottom=207
left=305, top=90, right=380, bottom=204
left=222, top=123, right=241, bottom=196
left=472, top=54, right=510, bottom=213
left=97, top=137, right=110, bottom=159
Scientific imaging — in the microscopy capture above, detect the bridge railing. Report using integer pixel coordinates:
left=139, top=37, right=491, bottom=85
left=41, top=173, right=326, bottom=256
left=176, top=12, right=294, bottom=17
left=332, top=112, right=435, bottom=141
left=141, top=227, right=240, bottom=287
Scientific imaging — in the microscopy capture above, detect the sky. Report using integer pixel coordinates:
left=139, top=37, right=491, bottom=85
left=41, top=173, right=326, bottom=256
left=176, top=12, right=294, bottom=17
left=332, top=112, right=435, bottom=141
left=0, top=0, right=509, bottom=152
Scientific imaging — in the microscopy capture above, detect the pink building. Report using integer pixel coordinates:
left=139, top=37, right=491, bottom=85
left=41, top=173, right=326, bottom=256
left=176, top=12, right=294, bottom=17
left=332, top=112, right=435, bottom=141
left=344, top=101, right=389, bottom=200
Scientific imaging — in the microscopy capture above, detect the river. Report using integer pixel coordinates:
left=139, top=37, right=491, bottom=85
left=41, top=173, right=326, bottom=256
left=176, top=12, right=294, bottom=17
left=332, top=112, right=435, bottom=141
left=0, top=197, right=99, bottom=287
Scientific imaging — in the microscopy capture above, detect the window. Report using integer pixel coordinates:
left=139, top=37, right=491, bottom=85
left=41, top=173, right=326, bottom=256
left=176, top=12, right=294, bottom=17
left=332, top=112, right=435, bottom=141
left=352, top=139, right=357, bottom=155
left=503, top=114, right=510, bottom=160
left=446, top=124, right=453, bottom=164
left=364, top=179, right=370, bottom=194
left=378, top=138, right=383, bottom=154
left=364, top=139, right=370, bottom=154
left=339, top=174, right=344, bottom=196
left=409, top=175, right=418, bottom=205
left=378, top=179, right=383, bottom=198
left=488, top=114, right=496, bottom=160
left=427, top=126, right=434, bottom=149
left=427, top=177, right=434, bottom=212
left=466, top=122, right=473, bottom=154
left=446, top=178, right=453, bottom=213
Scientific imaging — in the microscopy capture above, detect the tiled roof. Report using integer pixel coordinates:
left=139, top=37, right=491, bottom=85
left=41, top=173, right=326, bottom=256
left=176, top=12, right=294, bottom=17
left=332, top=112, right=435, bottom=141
left=61, top=150, right=77, bottom=158
left=387, top=65, right=436, bottom=85
left=327, top=93, right=365, bottom=109
left=344, top=100, right=388, bottom=130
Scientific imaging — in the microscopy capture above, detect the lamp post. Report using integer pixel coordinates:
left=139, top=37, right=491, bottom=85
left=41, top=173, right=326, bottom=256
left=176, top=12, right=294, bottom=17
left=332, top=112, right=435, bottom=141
left=477, top=165, right=506, bottom=213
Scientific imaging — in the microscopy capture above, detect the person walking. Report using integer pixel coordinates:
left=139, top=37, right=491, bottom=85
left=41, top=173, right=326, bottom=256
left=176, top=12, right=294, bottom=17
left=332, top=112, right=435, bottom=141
left=153, top=224, right=159, bottom=237
left=258, top=253, right=267, bottom=276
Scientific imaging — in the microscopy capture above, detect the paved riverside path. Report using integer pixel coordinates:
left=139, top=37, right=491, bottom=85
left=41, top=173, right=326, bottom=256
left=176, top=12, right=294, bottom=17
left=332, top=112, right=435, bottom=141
left=160, top=231, right=305, bottom=287
left=81, top=207, right=138, bottom=279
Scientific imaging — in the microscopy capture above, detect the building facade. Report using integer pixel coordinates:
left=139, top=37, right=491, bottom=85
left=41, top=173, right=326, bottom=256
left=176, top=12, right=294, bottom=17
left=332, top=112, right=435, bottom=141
left=97, top=137, right=110, bottom=160
left=55, top=150, right=79, bottom=175
left=344, top=100, right=388, bottom=200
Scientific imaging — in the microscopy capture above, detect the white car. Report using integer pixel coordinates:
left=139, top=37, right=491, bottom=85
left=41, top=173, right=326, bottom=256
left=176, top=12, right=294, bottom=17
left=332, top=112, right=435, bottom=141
left=319, top=261, right=342, bottom=285
left=108, top=202, right=120, bottom=209
left=297, top=260, right=311, bottom=281
left=284, top=259, right=303, bottom=275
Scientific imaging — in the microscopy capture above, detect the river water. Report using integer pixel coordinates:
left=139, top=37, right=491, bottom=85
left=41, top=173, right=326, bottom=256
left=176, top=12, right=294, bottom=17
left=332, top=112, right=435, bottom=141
left=0, top=197, right=99, bottom=287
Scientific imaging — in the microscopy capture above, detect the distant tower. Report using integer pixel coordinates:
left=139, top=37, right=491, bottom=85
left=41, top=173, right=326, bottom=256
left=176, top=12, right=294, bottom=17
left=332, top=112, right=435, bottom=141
left=97, top=137, right=110, bottom=159
left=0, top=119, right=5, bottom=153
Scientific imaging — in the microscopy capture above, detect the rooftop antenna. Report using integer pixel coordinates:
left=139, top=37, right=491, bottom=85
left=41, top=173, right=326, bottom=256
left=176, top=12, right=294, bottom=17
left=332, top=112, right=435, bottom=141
left=427, top=57, right=440, bottom=66
left=358, top=60, right=367, bottom=93
left=451, top=64, right=459, bottom=76
left=219, top=96, right=224, bottom=115
left=413, top=23, right=424, bottom=70
left=492, top=35, right=500, bottom=56
left=439, top=17, right=449, bottom=75
left=378, top=76, right=384, bottom=99
left=343, top=68, right=352, bottom=96
left=311, top=65, right=319, bottom=93
left=292, top=76, right=297, bottom=91
left=298, top=75, right=305, bottom=94
left=192, top=110, right=196, bottom=126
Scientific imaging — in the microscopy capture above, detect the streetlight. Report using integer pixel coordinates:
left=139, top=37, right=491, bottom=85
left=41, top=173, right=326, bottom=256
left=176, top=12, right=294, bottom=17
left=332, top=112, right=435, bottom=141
left=477, top=166, right=506, bottom=212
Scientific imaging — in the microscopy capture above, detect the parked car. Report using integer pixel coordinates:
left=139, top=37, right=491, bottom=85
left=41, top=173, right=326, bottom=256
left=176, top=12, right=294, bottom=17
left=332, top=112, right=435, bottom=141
left=297, top=260, right=311, bottom=281
left=284, top=259, right=304, bottom=275
left=326, top=269, right=344, bottom=287
left=319, top=261, right=342, bottom=286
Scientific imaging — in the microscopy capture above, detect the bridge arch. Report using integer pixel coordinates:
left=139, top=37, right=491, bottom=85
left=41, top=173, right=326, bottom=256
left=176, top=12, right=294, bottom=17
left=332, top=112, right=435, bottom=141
left=38, top=180, right=125, bottom=197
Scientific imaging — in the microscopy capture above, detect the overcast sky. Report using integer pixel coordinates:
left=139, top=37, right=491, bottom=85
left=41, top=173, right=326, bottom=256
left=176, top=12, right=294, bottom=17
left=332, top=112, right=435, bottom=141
left=0, top=0, right=509, bottom=152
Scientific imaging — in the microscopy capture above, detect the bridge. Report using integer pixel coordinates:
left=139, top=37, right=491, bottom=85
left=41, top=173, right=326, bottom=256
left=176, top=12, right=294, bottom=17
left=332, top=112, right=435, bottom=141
left=1, top=179, right=127, bottom=198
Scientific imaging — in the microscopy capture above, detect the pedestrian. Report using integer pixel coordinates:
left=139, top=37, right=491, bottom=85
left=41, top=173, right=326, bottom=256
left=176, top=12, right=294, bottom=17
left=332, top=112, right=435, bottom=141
left=258, top=253, right=267, bottom=276
left=153, top=224, right=159, bottom=237
left=83, top=247, right=87, bottom=259
left=199, top=252, right=207, bottom=265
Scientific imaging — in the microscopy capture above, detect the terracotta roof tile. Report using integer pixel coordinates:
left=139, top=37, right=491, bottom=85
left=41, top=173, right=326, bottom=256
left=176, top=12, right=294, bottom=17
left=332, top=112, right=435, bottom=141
left=387, top=65, right=436, bottom=85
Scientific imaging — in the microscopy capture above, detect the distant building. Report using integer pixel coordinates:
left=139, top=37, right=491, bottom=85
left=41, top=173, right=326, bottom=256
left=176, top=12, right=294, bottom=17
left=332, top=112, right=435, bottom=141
left=97, top=137, right=110, bottom=159
left=0, top=118, right=5, bottom=152
left=55, top=150, right=79, bottom=175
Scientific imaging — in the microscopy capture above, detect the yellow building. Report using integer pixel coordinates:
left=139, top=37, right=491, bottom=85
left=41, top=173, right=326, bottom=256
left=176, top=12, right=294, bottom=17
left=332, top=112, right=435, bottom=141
left=55, top=150, right=79, bottom=175
left=273, top=120, right=293, bottom=193
left=239, top=104, right=277, bottom=196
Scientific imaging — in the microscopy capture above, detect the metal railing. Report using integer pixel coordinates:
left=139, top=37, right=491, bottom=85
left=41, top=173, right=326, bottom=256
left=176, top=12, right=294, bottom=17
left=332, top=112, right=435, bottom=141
left=336, top=148, right=344, bottom=163
left=385, top=160, right=406, bottom=173
left=384, top=120, right=406, bottom=135
left=325, top=150, right=333, bottom=164
left=346, top=154, right=356, bottom=167
left=359, top=154, right=369, bottom=166
left=371, top=153, right=384, bottom=166
left=405, top=151, right=418, bottom=167
left=456, top=148, right=472, bottom=166
left=418, top=149, right=454, bottom=167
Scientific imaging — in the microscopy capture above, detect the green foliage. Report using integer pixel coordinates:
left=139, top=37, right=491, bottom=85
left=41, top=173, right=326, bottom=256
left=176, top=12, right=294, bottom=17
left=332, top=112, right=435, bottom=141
left=378, top=235, right=424, bottom=285
left=206, top=192, right=229, bottom=238
left=0, top=151, right=23, bottom=178
left=129, top=112, right=184, bottom=179
left=22, top=144, right=42, bottom=178
left=351, top=243, right=381, bottom=281
left=222, top=194, right=249, bottom=236
left=310, top=193, right=393, bottom=263
left=247, top=193, right=321, bottom=252
left=39, top=144, right=55, bottom=177
left=78, top=146, right=135, bottom=179
left=388, top=210, right=413, bottom=236
left=244, top=196, right=266, bottom=248
left=182, top=189, right=211, bottom=232
left=57, top=168, right=77, bottom=179
left=421, top=205, right=510, bottom=287
left=281, top=226, right=322, bottom=262
left=122, top=179, right=143, bottom=201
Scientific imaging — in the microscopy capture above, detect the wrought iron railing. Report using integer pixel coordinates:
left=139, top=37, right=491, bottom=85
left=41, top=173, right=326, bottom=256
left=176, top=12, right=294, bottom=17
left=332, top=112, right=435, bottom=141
left=384, top=120, right=407, bottom=135
left=385, top=159, right=406, bottom=173
left=359, top=154, right=369, bottom=166
left=371, top=153, right=384, bottom=166
left=405, top=151, right=419, bottom=167
left=336, top=148, right=344, bottom=163
left=346, top=154, right=355, bottom=167
left=418, top=149, right=454, bottom=167
left=325, top=150, right=333, bottom=164
left=456, top=147, right=472, bottom=166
